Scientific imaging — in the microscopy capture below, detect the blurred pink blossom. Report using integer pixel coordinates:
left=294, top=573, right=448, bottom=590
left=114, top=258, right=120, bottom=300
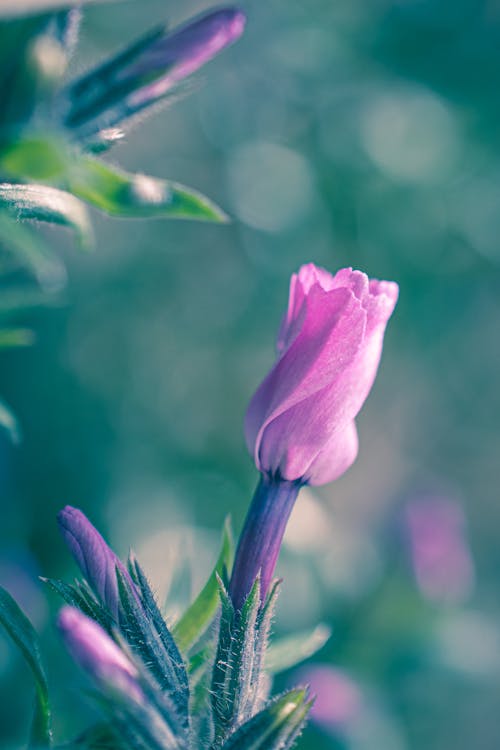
left=405, top=495, right=474, bottom=604
left=295, top=664, right=362, bottom=733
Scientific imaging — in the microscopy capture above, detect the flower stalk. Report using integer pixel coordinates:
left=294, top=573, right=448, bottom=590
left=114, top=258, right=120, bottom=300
left=229, top=475, right=301, bottom=610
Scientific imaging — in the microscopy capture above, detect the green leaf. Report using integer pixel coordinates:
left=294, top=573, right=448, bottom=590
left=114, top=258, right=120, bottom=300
left=265, top=624, right=331, bottom=675
left=0, top=183, right=92, bottom=249
left=127, top=558, right=190, bottom=711
left=219, top=688, right=312, bottom=750
left=0, top=585, right=51, bottom=747
left=173, top=518, right=233, bottom=653
left=211, top=576, right=263, bottom=745
left=116, top=566, right=189, bottom=734
left=69, top=157, right=229, bottom=223
left=0, top=398, right=20, bottom=442
left=0, top=136, right=70, bottom=181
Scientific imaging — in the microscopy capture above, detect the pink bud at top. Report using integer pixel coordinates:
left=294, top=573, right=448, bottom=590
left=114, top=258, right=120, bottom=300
left=245, top=264, right=398, bottom=485
left=58, top=606, right=142, bottom=701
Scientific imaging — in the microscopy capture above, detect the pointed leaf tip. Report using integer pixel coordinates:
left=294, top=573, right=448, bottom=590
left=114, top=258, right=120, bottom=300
left=219, top=688, right=312, bottom=750
left=69, top=157, right=229, bottom=223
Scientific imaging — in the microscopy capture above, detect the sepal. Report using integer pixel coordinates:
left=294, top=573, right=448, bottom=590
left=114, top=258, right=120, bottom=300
left=218, top=688, right=312, bottom=750
left=42, top=577, right=113, bottom=632
left=116, top=564, right=189, bottom=733
left=211, top=576, right=281, bottom=746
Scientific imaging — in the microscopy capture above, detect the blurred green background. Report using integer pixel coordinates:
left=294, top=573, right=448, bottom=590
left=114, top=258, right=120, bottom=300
left=1, top=0, right=500, bottom=748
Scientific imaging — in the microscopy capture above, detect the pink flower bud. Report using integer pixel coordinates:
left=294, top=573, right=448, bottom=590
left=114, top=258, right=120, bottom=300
left=58, top=606, right=142, bottom=701
left=58, top=506, right=133, bottom=620
left=245, top=264, right=398, bottom=485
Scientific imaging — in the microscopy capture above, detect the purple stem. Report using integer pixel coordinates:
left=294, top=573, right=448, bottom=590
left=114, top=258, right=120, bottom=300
left=229, top=475, right=301, bottom=610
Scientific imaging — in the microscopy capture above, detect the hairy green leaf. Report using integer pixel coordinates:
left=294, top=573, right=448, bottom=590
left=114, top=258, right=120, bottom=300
left=211, top=577, right=263, bottom=746
left=173, top=518, right=233, bottom=653
left=0, top=585, right=51, bottom=747
left=219, top=689, right=312, bottom=750
left=127, top=557, right=189, bottom=713
left=69, top=157, right=229, bottom=223
left=42, top=577, right=112, bottom=632
left=0, top=183, right=92, bottom=249
left=116, top=566, right=189, bottom=737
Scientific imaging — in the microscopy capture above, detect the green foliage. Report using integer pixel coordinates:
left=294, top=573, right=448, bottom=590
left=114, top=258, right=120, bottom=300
left=211, top=578, right=283, bottom=747
left=0, top=585, right=52, bottom=747
left=218, top=689, right=312, bottom=750
left=0, top=0, right=235, bottom=439
left=0, top=136, right=70, bottom=181
left=43, top=578, right=113, bottom=632
left=116, top=564, right=189, bottom=730
left=68, top=158, right=229, bottom=223
left=173, top=518, right=233, bottom=653
left=0, top=183, right=92, bottom=249
left=42, top=517, right=311, bottom=750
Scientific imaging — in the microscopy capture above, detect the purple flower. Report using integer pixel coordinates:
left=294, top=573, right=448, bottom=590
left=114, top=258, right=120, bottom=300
left=230, top=264, right=398, bottom=609
left=123, top=8, right=246, bottom=109
left=58, top=506, right=131, bottom=620
left=405, top=495, right=474, bottom=604
left=66, top=8, right=246, bottom=132
left=245, top=264, right=398, bottom=486
left=58, top=606, right=142, bottom=701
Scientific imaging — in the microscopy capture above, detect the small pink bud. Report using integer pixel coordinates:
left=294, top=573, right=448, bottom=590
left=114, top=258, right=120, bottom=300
left=58, top=606, right=142, bottom=701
